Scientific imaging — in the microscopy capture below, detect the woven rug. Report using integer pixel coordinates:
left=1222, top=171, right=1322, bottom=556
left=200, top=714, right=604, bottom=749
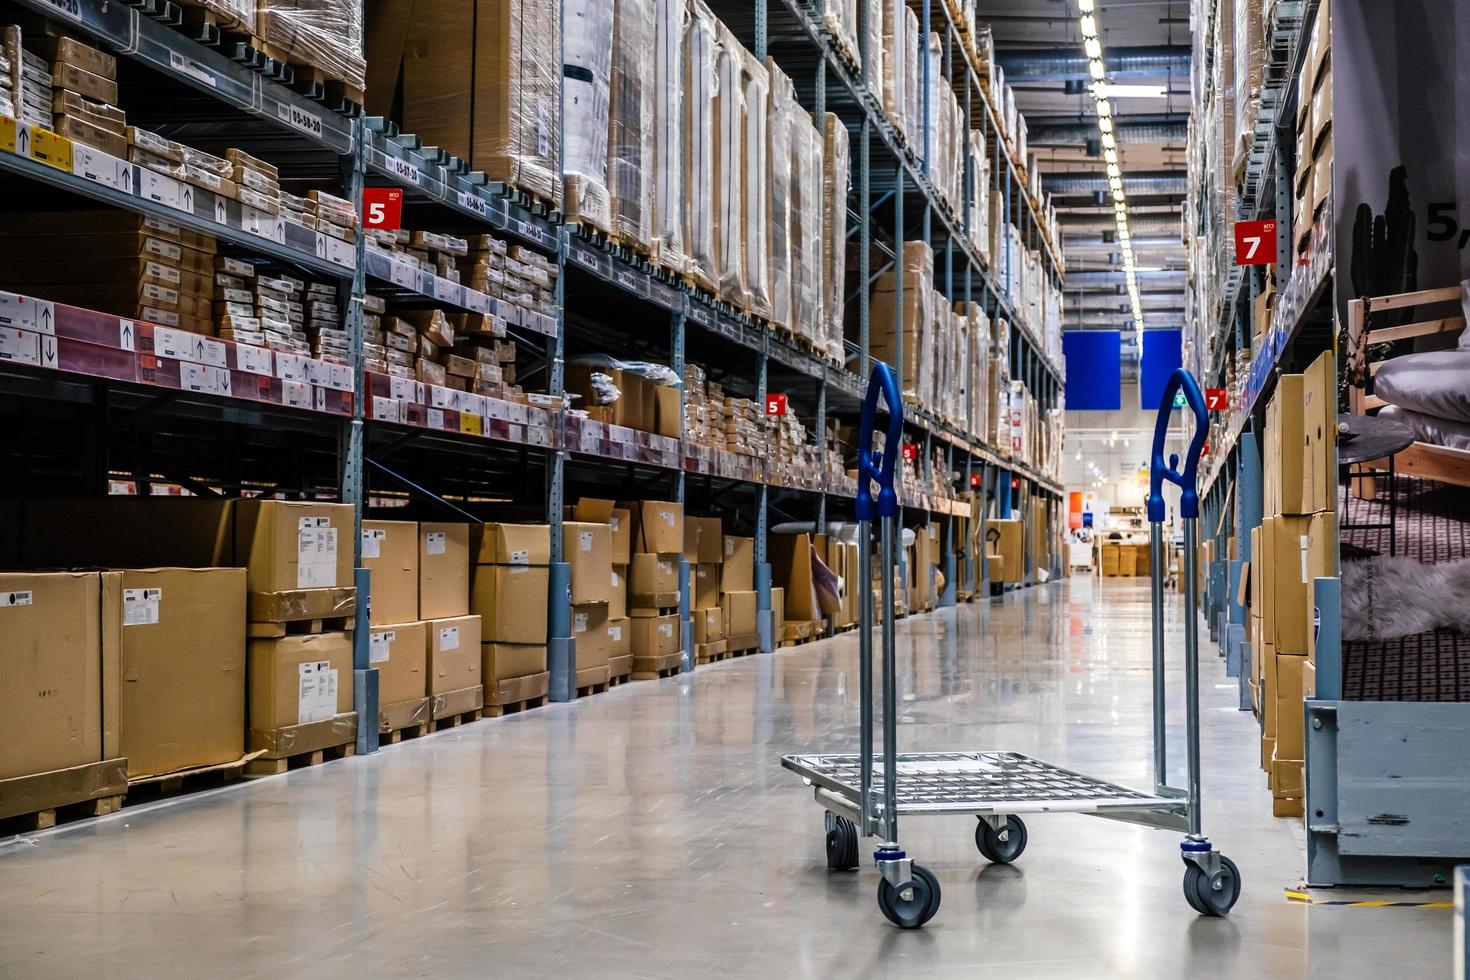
left=1338, top=476, right=1470, bottom=701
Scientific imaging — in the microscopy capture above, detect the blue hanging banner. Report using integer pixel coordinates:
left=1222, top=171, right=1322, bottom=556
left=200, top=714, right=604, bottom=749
left=1139, top=329, right=1184, bottom=410
left=1061, top=331, right=1121, bottom=411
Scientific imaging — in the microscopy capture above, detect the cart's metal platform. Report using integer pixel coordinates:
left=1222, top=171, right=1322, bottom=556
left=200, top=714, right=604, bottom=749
left=782, top=751, right=1188, bottom=829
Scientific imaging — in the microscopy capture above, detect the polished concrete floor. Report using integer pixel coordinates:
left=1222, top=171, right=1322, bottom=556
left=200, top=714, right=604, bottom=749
left=0, top=577, right=1453, bottom=978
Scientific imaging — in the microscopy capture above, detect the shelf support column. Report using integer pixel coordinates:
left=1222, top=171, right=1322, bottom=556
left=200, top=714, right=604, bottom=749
left=548, top=230, right=574, bottom=701
left=860, top=118, right=871, bottom=377
left=672, top=307, right=695, bottom=673
left=756, top=342, right=774, bottom=653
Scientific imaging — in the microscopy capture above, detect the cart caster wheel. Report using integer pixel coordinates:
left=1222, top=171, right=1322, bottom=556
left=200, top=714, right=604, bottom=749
left=877, top=864, right=941, bottom=928
left=1183, top=855, right=1241, bottom=917
left=975, top=815, right=1028, bottom=864
left=825, top=815, right=859, bottom=871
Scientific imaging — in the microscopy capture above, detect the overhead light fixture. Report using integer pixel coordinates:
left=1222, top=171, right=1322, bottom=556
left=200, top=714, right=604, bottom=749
left=1084, top=37, right=1102, bottom=59
left=1089, top=59, right=1105, bottom=81
left=1077, top=0, right=1094, bottom=12
left=1080, top=15, right=1098, bottom=38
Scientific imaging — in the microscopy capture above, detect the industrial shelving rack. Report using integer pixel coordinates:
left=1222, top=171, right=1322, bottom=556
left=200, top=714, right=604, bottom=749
left=0, top=0, right=1065, bottom=754
left=1187, top=0, right=1470, bottom=887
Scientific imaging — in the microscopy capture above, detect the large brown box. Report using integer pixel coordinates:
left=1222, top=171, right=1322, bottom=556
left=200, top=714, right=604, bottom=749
left=471, top=523, right=551, bottom=644
left=722, top=535, right=754, bottom=591
left=693, top=562, right=720, bottom=610
left=607, top=617, right=630, bottom=657
left=362, top=519, right=418, bottom=626
left=986, top=519, right=1024, bottom=582
left=473, top=522, right=552, bottom=565
left=1262, top=513, right=1335, bottom=654
left=248, top=632, right=354, bottom=732
left=609, top=563, right=628, bottom=619
left=426, top=615, right=482, bottom=696
left=566, top=521, right=613, bottom=604
left=694, top=607, right=725, bottom=644
left=369, top=621, right=428, bottom=706
left=573, top=498, right=632, bottom=563
left=482, top=642, right=547, bottom=682
left=631, top=612, right=680, bottom=657
left=234, top=500, right=355, bottom=593
left=1265, top=349, right=1333, bottom=516
left=629, top=552, right=680, bottom=605
left=104, top=567, right=245, bottom=779
left=621, top=499, right=684, bottom=553
left=771, top=533, right=820, bottom=621
left=0, top=572, right=118, bottom=781
left=419, top=522, right=470, bottom=619
left=722, top=590, right=758, bottom=636
left=573, top=603, right=612, bottom=670
left=688, top=516, right=724, bottom=564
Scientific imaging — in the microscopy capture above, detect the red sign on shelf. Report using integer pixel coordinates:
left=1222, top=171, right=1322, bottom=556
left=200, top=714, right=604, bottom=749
left=901, top=443, right=919, bottom=461
left=1205, top=387, right=1229, bottom=411
left=362, top=187, right=403, bottom=231
left=969, top=472, right=983, bottom=487
left=764, top=393, right=787, bottom=416
left=1233, top=219, right=1277, bottom=266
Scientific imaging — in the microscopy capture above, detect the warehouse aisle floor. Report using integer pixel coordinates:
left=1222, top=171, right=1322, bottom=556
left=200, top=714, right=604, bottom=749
left=0, top=578, right=1452, bottom=978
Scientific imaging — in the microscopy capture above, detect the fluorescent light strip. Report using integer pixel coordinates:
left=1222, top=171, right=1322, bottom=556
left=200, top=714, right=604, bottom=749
left=1078, top=0, right=1145, bottom=332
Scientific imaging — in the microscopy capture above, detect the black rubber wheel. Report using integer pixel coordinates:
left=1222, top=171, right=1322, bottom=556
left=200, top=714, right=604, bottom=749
left=975, top=815, right=1028, bottom=864
left=1183, top=855, right=1241, bottom=917
left=825, top=815, right=859, bottom=871
left=877, top=864, right=941, bottom=928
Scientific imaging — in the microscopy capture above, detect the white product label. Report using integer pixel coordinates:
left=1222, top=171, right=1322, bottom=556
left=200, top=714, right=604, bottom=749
left=388, top=155, right=419, bottom=183
left=277, top=101, right=325, bottom=139
left=236, top=344, right=273, bottom=376
left=0, top=327, right=41, bottom=365
left=611, top=570, right=620, bottom=587
left=42, top=0, right=83, bottom=24
left=297, top=517, right=339, bottom=588
left=370, top=631, right=394, bottom=664
left=427, top=407, right=445, bottom=430
left=3, top=590, right=34, bottom=607
left=660, top=510, right=675, bottom=527
left=724, top=538, right=734, bottom=556
left=361, top=528, right=384, bottom=559
left=579, top=531, right=593, bottom=552
left=122, top=588, right=162, bottom=626
left=169, top=50, right=218, bottom=87
left=658, top=561, right=672, bottom=576
left=139, top=169, right=184, bottom=210
left=1300, top=535, right=1310, bottom=584
left=610, top=516, right=621, bottom=533
left=297, top=661, right=338, bottom=724
left=574, top=612, right=588, bottom=633
left=659, top=622, right=673, bottom=638
left=456, top=189, right=488, bottom=217
left=425, top=531, right=446, bottom=556
left=432, top=277, right=460, bottom=304
left=438, top=626, right=460, bottom=651
left=609, top=626, right=622, bottom=642
left=509, top=548, right=529, bottom=566
left=282, top=380, right=312, bottom=408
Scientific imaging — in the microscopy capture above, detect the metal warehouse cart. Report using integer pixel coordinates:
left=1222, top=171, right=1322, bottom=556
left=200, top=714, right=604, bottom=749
left=782, top=366, right=1240, bottom=927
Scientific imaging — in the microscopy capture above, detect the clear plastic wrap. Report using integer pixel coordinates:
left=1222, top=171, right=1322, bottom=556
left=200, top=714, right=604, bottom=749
left=683, top=1, right=719, bottom=293
left=869, top=240, right=933, bottom=401
left=824, top=0, right=861, bottom=68
left=608, top=0, right=655, bottom=249
left=474, top=0, right=562, bottom=208
left=862, top=0, right=883, bottom=100
left=790, top=109, right=824, bottom=348
left=1233, top=0, right=1265, bottom=169
left=563, top=0, right=615, bottom=234
left=177, top=0, right=254, bottom=34
left=881, top=0, right=906, bottom=141
left=822, top=113, right=849, bottom=362
left=766, top=59, right=794, bottom=332
left=902, top=8, right=919, bottom=144
left=256, top=0, right=365, bottom=91
left=712, top=20, right=745, bottom=305
left=740, top=48, right=771, bottom=319
left=652, top=0, right=686, bottom=270
left=968, top=129, right=991, bottom=265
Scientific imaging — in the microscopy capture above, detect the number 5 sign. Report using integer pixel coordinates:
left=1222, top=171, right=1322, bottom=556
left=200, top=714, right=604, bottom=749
left=362, top=187, right=403, bottom=231
left=1234, top=219, right=1276, bottom=266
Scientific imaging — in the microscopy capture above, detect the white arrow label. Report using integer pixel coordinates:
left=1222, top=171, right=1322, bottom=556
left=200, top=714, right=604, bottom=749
left=119, top=319, right=135, bottom=351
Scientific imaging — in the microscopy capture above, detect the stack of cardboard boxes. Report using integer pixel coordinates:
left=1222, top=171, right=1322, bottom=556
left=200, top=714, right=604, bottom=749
left=685, top=515, right=725, bottom=662
left=571, top=499, right=633, bottom=684
left=623, top=499, right=685, bottom=675
left=1252, top=348, right=1335, bottom=817
left=722, top=534, right=759, bottom=654
left=473, top=523, right=552, bottom=710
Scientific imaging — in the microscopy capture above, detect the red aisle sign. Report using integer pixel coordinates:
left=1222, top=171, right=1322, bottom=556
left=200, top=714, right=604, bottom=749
left=1233, top=219, right=1277, bottom=266
left=969, top=472, right=983, bottom=487
left=901, top=443, right=918, bottom=461
left=1205, top=387, right=1229, bottom=411
left=764, top=393, right=787, bottom=416
left=362, top=187, right=403, bottom=230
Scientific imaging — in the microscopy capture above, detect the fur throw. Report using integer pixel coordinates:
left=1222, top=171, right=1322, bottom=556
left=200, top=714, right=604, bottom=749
left=1341, top=557, right=1470, bottom=641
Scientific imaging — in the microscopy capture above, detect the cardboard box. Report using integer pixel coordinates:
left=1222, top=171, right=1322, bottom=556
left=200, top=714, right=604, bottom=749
left=1262, top=513, right=1335, bottom=654
left=473, top=522, right=551, bottom=565
left=631, top=612, right=680, bottom=657
left=481, top=642, right=546, bottom=682
left=722, top=535, right=754, bottom=592
left=0, top=572, right=117, bottom=780
left=652, top=383, right=680, bottom=438
left=771, top=586, right=785, bottom=636
left=105, top=567, right=245, bottom=779
left=419, top=522, right=470, bottom=619
left=573, top=498, right=631, bottom=563
left=723, top=590, right=757, bottom=636
left=572, top=603, right=612, bottom=670
left=694, top=606, right=725, bottom=644
left=369, top=621, right=428, bottom=706
left=362, top=519, right=418, bottom=626
left=693, top=562, right=720, bottom=610
left=1272, top=653, right=1307, bottom=761
left=606, top=617, right=630, bottom=657
left=426, top=615, right=482, bottom=696
left=234, top=500, right=355, bottom=594
left=609, top=564, right=628, bottom=619
left=248, top=632, right=354, bottom=732
left=621, top=499, right=684, bottom=553
left=687, top=516, right=723, bottom=564
left=986, top=519, right=1023, bottom=582
left=771, top=533, right=820, bottom=621
left=471, top=564, right=549, bottom=643
left=566, top=521, right=613, bottom=604
left=629, top=552, right=680, bottom=605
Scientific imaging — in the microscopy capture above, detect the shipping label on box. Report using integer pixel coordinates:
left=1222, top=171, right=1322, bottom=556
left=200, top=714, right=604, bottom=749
left=297, top=517, right=339, bottom=588
left=297, top=660, right=339, bottom=724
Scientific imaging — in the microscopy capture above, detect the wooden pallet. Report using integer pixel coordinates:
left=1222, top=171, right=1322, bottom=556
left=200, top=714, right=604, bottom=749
left=125, top=753, right=261, bottom=802
left=245, top=741, right=354, bottom=778
left=0, top=758, right=130, bottom=836
left=696, top=640, right=730, bottom=665
left=431, top=707, right=483, bottom=732
left=485, top=671, right=551, bottom=718
left=608, top=655, right=633, bottom=687
left=380, top=722, right=430, bottom=745
left=0, top=793, right=123, bottom=835
left=247, top=615, right=354, bottom=638
left=631, top=651, right=683, bottom=680
left=575, top=664, right=611, bottom=697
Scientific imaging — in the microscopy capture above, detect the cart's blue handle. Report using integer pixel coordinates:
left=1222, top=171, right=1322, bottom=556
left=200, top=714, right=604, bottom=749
left=857, top=361, right=904, bottom=521
left=1147, top=368, right=1209, bottom=522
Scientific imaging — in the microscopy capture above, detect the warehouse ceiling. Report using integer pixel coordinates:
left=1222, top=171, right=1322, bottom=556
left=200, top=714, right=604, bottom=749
left=986, top=0, right=1190, bottom=366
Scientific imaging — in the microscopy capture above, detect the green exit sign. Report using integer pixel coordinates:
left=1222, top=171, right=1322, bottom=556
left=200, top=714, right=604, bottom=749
left=1172, top=390, right=1187, bottom=409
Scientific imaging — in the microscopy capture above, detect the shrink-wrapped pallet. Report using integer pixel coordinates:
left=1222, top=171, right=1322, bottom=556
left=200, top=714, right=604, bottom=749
left=862, top=0, right=883, bottom=100
left=609, top=0, right=656, bottom=249
left=712, top=21, right=745, bottom=305
left=563, top=0, right=615, bottom=233
left=821, top=113, right=849, bottom=363
left=968, top=129, right=991, bottom=265
left=651, top=0, right=686, bottom=269
left=790, top=110, right=824, bottom=348
left=740, top=48, right=771, bottom=319
left=824, top=0, right=860, bottom=67
left=881, top=0, right=909, bottom=142
left=766, top=59, right=794, bottom=332
left=1233, top=0, right=1265, bottom=167
left=683, top=1, right=719, bottom=292
left=902, top=8, right=919, bottom=143
left=257, top=0, right=364, bottom=91
left=870, top=241, right=933, bottom=401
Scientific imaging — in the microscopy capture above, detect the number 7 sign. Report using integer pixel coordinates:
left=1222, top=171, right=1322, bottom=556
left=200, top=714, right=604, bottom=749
left=1234, top=219, right=1277, bottom=266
